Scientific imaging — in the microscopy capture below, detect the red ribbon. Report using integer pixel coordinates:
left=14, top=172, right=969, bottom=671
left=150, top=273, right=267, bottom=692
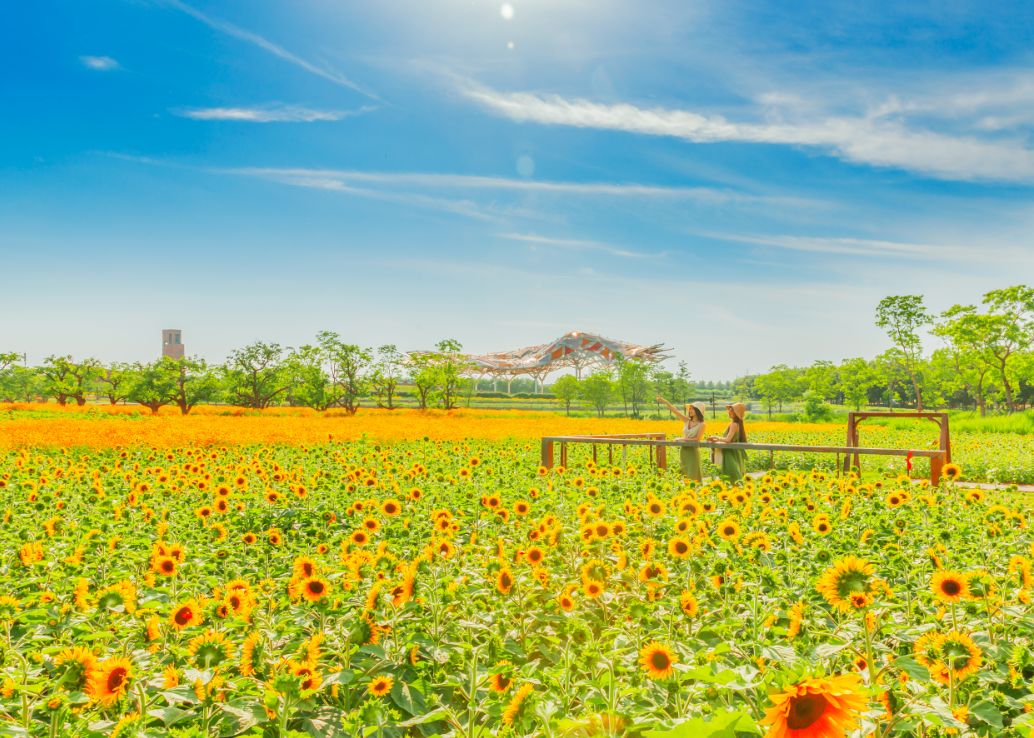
left=906, top=451, right=914, bottom=472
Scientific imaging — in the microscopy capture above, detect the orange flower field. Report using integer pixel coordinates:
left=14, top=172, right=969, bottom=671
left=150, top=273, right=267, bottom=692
left=0, top=403, right=849, bottom=447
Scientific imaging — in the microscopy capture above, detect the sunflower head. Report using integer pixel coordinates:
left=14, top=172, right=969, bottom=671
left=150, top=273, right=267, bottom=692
left=86, top=656, right=133, bottom=707
left=931, top=571, right=970, bottom=603
left=816, top=556, right=877, bottom=613
left=188, top=630, right=233, bottom=668
left=487, top=562, right=513, bottom=592
left=761, top=673, right=867, bottom=737
left=367, top=675, right=393, bottom=697
left=301, top=576, right=331, bottom=603
left=639, top=642, right=677, bottom=680
left=170, top=600, right=203, bottom=631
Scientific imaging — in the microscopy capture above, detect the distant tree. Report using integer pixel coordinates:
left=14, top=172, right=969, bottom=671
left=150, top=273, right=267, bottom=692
left=0, top=354, right=36, bottom=403
left=430, top=339, right=470, bottom=411
left=41, top=355, right=102, bottom=406
left=169, top=358, right=222, bottom=415
left=319, top=332, right=373, bottom=415
left=224, top=342, right=292, bottom=409
left=288, top=343, right=338, bottom=411
left=580, top=370, right=615, bottom=418
left=97, top=363, right=134, bottom=405
left=652, top=362, right=694, bottom=415
left=371, top=344, right=405, bottom=410
left=126, top=359, right=179, bottom=414
left=981, top=285, right=1034, bottom=413
left=0, top=352, right=19, bottom=375
left=616, top=358, right=651, bottom=418
left=805, top=360, right=838, bottom=402
left=0, top=353, right=21, bottom=401
left=874, top=349, right=913, bottom=410
left=410, top=354, right=437, bottom=411
left=801, top=390, right=833, bottom=421
left=754, top=364, right=798, bottom=416
left=551, top=374, right=581, bottom=415
left=875, top=295, right=931, bottom=410
left=1, top=366, right=42, bottom=402
left=925, top=348, right=969, bottom=410
left=837, top=357, right=878, bottom=412
left=934, top=305, right=995, bottom=415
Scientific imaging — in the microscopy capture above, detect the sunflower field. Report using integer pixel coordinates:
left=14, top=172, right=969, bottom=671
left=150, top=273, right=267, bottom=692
left=1, top=436, right=1033, bottom=738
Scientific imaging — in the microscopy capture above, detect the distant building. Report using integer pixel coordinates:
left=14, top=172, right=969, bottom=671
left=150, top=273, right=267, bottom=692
left=162, top=329, right=184, bottom=359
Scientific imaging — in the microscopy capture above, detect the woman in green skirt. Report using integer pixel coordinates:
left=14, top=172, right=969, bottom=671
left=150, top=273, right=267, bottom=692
left=709, top=402, right=748, bottom=482
left=657, top=396, right=707, bottom=482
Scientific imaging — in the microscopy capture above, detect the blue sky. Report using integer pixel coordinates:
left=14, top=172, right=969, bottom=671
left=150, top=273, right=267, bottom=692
left=2, top=0, right=1033, bottom=379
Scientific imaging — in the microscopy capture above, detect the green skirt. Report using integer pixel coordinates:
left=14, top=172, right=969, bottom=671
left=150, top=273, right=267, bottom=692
left=679, top=446, right=702, bottom=482
left=721, top=448, right=747, bottom=482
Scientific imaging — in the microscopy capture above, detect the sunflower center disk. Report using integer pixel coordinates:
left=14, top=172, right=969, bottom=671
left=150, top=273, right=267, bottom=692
left=786, top=693, right=829, bottom=730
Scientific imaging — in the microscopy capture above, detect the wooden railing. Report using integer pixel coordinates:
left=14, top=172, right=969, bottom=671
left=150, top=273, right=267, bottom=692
left=540, top=435, right=948, bottom=484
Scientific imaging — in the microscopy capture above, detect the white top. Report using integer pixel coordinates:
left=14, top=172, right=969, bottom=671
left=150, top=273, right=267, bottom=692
left=682, top=420, right=705, bottom=441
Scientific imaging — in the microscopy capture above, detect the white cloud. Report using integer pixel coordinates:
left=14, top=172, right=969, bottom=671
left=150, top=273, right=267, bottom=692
left=701, top=231, right=1033, bottom=263
left=80, top=56, right=119, bottom=71
left=459, top=80, right=1034, bottom=183
left=174, top=105, right=372, bottom=123
left=160, top=0, right=379, bottom=101
left=500, top=232, right=666, bottom=260
left=222, top=166, right=793, bottom=204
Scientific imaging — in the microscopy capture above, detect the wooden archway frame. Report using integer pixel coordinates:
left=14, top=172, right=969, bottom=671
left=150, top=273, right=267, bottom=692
left=844, top=412, right=951, bottom=480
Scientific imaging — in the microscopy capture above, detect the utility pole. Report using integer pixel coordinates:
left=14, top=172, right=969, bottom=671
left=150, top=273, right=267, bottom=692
left=710, top=391, right=717, bottom=419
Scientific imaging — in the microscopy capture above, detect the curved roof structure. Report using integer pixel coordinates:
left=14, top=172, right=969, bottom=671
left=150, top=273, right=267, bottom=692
left=467, top=331, right=669, bottom=377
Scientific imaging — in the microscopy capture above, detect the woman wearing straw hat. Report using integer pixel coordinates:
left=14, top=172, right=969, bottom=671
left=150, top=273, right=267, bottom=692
left=656, top=396, right=707, bottom=482
left=709, top=402, right=748, bottom=482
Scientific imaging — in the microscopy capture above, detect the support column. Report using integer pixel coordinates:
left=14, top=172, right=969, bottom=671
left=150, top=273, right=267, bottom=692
left=931, top=453, right=944, bottom=485
left=540, top=439, right=554, bottom=469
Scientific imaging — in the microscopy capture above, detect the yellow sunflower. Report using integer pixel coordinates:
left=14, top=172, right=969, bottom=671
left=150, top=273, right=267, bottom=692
left=667, top=537, right=692, bottom=559
left=169, top=600, right=203, bottom=631
left=502, top=683, right=534, bottom=725
left=367, top=675, right=393, bottom=697
left=816, top=556, right=876, bottom=613
left=639, top=642, right=677, bottom=680
left=679, top=590, right=699, bottom=617
left=300, top=575, right=331, bottom=603
left=496, top=569, right=515, bottom=595
left=86, top=656, right=133, bottom=707
left=760, top=673, right=867, bottom=738
left=931, top=570, right=970, bottom=603
left=717, top=519, right=741, bottom=542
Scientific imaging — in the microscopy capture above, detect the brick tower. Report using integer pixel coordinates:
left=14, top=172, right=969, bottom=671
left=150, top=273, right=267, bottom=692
left=162, top=329, right=184, bottom=359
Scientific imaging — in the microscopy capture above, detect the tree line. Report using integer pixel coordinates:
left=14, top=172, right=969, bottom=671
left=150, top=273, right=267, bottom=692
left=2, top=285, right=1029, bottom=418
left=0, top=334, right=471, bottom=414
left=737, top=285, right=1034, bottom=417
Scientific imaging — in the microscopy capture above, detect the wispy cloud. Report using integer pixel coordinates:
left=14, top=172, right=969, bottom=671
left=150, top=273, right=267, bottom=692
left=80, top=55, right=119, bottom=71
left=173, top=104, right=373, bottom=123
left=459, top=80, right=1034, bottom=183
left=160, top=0, right=379, bottom=101
left=700, top=231, right=1009, bottom=262
left=221, top=166, right=791, bottom=204
left=500, top=232, right=666, bottom=260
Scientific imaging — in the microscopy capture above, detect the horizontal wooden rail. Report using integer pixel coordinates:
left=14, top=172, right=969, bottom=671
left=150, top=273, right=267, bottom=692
left=540, top=435, right=946, bottom=483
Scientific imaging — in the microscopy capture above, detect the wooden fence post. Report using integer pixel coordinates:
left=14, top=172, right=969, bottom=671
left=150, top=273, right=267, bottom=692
left=657, top=444, right=667, bottom=470
left=930, top=452, right=943, bottom=486
left=540, top=439, right=553, bottom=469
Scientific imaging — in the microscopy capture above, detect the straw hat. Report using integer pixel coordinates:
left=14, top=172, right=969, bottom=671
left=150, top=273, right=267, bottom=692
left=725, top=402, right=747, bottom=420
left=685, top=402, right=707, bottom=420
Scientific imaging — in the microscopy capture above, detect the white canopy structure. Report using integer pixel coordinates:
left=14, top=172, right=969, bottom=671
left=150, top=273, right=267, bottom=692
left=466, top=331, right=669, bottom=392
